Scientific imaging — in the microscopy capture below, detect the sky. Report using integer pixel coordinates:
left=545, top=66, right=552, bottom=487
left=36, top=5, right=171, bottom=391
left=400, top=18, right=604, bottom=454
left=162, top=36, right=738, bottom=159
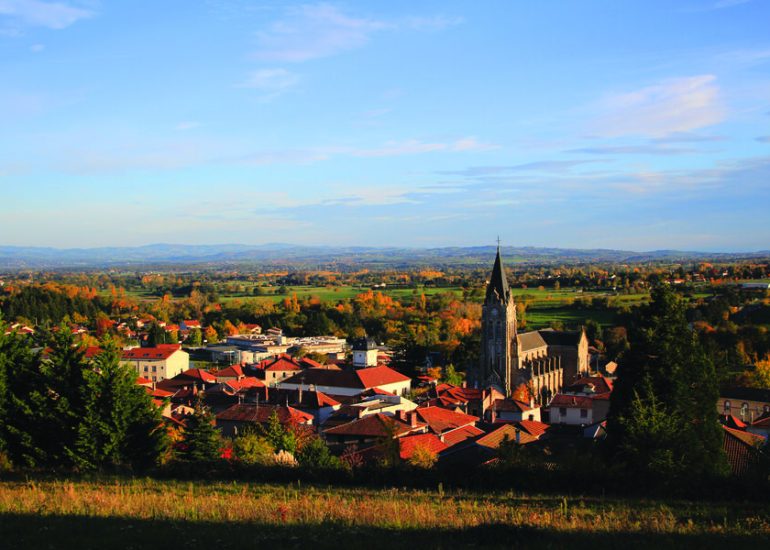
left=1, top=0, right=769, bottom=251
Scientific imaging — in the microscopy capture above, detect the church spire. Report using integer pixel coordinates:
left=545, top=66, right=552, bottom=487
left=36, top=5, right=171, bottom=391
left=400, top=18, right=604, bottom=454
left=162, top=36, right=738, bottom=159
left=485, top=241, right=509, bottom=303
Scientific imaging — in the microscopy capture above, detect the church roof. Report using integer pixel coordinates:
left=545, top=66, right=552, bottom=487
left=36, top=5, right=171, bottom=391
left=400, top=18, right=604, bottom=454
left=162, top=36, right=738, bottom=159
left=539, top=328, right=583, bottom=346
left=517, top=331, right=547, bottom=352
left=485, top=247, right=510, bottom=303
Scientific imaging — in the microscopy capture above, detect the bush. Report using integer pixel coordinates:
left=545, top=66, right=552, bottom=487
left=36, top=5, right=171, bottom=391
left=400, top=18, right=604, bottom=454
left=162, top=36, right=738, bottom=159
left=233, top=432, right=274, bottom=466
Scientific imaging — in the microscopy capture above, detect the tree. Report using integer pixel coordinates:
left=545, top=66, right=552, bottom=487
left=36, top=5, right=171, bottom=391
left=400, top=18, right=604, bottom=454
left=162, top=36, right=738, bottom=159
left=262, top=411, right=297, bottom=454
left=408, top=444, right=437, bottom=469
left=147, top=323, right=167, bottom=347
left=178, top=398, right=221, bottom=463
left=442, top=364, right=464, bottom=386
left=743, top=357, right=770, bottom=389
left=232, top=430, right=274, bottom=465
left=186, top=328, right=202, bottom=347
left=75, top=344, right=168, bottom=470
left=296, top=436, right=341, bottom=469
left=605, top=286, right=729, bottom=481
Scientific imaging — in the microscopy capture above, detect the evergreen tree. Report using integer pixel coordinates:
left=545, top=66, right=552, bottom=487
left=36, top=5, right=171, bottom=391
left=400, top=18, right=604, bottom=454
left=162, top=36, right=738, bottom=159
left=147, top=323, right=167, bottom=347
left=605, top=286, right=728, bottom=481
left=262, top=411, right=297, bottom=453
left=178, top=397, right=221, bottom=463
left=0, top=321, right=45, bottom=467
left=37, top=327, right=91, bottom=468
left=296, top=436, right=340, bottom=469
left=76, top=343, right=169, bottom=470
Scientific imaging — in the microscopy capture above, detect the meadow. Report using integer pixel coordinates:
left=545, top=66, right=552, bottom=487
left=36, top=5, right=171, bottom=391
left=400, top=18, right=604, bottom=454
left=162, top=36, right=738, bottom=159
left=0, top=478, right=767, bottom=549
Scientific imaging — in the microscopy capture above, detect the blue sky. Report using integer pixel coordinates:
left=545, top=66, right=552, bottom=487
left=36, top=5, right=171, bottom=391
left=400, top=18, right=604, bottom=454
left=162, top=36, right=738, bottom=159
left=1, top=0, right=769, bottom=251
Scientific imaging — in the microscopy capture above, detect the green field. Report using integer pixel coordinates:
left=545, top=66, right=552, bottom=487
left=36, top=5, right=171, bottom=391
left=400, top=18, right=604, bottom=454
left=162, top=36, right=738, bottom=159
left=0, top=478, right=766, bottom=549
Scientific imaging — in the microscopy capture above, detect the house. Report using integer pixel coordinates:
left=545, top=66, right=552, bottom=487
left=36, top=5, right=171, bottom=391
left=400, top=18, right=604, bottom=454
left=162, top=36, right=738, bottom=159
left=487, top=397, right=541, bottom=423
left=180, top=320, right=202, bottom=332
left=723, top=425, right=766, bottom=477
left=121, top=344, right=189, bottom=382
left=212, top=364, right=246, bottom=381
left=548, top=375, right=613, bottom=426
left=430, top=385, right=504, bottom=418
left=413, top=406, right=479, bottom=440
left=279, top=365, right=412, bottom=397
left=719, top=387, right=770, bottom=423
left=254, top=354, right=304, bottom=384
left=215, top=403, right=313, bottom=437
left=156, top=368, right=217, bottom=393
left=322, top=412, right=426, bottom=451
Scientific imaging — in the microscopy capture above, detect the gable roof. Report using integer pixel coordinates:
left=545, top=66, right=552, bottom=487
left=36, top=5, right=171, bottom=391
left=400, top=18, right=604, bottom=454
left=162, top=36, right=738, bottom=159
left=414, top=406, right=478, bottom=435
left=564, top=375, right=613, bottom=396
left=122, top=344, right=182, bottom=361
left=492, top=398, right=533, bottom=413
left=323, top=413, right=419, bottom=438
left=515, top=419, right=550, bottom=438
left=282, top=365, right=410, bottom=391
left=441, top=425, right=485, bottom=447
left=723, top=425, right=766, bottom=476
left=549, top=394, right=597, bottom=409
left=216, top=403, right=313, bottom=425
left=476, top=424, right=538, bottom=447
left=538, top=328, right=584, bottom=347
left=176, top=368, right=217, bottom=384
left=356, top=365, right=411, bottom=388
left=517, top=331, right=547, bottom=352
left=213, top=364, right=245, bottom=379
left=752, top=414, right=770, bottom=428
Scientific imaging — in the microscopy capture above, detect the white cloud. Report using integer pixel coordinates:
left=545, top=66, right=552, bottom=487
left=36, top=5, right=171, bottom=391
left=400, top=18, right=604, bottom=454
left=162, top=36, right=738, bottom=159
left=175, top=121, right=200, bottom=131
left=254, top=3, right=388, bottom=63
left=352, top=137, right=497, bottom=157
left=593, top=75, right=725, bottom=138
left=240, top=68, right=300, bottom=99
left=29, top=42, right=44, bottom=51
left=0, top=0, right=94, bottom=30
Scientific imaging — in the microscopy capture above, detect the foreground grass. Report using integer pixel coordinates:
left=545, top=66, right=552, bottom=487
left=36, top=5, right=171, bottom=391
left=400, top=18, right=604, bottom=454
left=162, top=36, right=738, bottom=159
left=0, top=478, right=767, bottom=549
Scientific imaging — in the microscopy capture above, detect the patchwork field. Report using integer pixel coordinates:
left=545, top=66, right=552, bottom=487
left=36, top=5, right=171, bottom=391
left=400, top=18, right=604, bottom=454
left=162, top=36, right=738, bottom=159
left=0, top=478, right=767, bottom=549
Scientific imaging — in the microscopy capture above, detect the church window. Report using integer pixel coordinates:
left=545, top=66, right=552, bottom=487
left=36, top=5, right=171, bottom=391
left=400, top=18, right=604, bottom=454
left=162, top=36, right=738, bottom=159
left=723, top=400, right=731, bottom=414
left=740, top=403, right=749, bottom=421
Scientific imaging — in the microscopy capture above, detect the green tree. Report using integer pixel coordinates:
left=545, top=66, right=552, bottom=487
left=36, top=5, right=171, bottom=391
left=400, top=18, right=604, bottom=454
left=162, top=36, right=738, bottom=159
left=262, top=411, right=297, bottom=454
left=605, top=286, right=729, bottom=481
left=442, top=364, right=464, bottom=386
left=76, top=344, right=169, bottom=470
left=232, top=430, right=274, bottom=465
left=186, top=329, right=203, bottom=347
left=296, top=436, right=340, bottom=469
left=178, top=398, right=221, bottom=463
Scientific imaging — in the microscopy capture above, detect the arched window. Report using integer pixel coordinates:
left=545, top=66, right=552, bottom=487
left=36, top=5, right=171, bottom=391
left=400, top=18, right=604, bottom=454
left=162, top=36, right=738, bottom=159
left=740, top=402, right=749, bottom=421
left=723, top=400, right=731, bottom=414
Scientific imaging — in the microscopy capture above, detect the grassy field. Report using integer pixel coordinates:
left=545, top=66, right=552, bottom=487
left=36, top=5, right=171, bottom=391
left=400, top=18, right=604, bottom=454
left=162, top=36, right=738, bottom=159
left=0, top=478, right=767, bottom=549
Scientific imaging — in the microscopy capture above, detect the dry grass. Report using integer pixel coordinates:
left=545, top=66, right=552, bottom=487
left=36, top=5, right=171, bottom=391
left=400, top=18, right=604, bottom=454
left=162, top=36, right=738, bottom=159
left=0, top=478, right=768, bottom=538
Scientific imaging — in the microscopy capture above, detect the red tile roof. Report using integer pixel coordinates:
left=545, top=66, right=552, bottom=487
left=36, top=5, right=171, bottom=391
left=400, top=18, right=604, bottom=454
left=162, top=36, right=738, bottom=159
left=492, top=398, right=533, bottom=413
left=323, top=413, right=420, bottom=438
left=213, top=364, right=245, bottom=379
left=549, top=394, right=596, bottom=409
left=224, top=377, right=265, bottom=392
left=216, top=403, right=313, bottom=425
left=355, top=366, right=411, bottom=388
left=176, top=368, right=217, bottom=384
left=476, top=424, right=538, bottom=447
left=415, top=406, right=478, bottom=435
left=441, top=425, right=485, bottom=447
left=136, top=376, right=153, bottom=386
left=516, top=419, right=550, bottom=438
left=398, top=433, right=448, bottom=460
left=122, top=344, right=182, bottom=361
left=752, top=414, right=770, bottom=428
left=723, top=425, right=765, bottom=476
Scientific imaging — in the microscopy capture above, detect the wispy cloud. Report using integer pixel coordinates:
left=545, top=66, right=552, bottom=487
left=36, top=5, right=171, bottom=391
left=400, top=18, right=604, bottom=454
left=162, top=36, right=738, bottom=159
left=175, top=121, right=201, bottom=131
left=239, top=68, right=300, bottom=100
left=439, top=160, right=600, bottom=177
left=0, top=0, right=94, bottom=30
left=253, top=3, right=389, bottom=63
left=567, top=145, right=696, bottom=156
left=350, top=137, right=497, bottom=157
left=592, top=75, right=725, bottom=138
left=757, top=136, right=770, bottom=143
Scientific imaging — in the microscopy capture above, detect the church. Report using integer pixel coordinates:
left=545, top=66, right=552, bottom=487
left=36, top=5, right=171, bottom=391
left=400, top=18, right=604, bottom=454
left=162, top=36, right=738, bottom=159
left=472, top=247, right=588, bottom=403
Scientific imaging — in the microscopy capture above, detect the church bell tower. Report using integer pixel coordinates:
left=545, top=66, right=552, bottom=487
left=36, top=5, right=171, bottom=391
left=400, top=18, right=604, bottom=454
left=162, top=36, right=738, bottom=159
left=478, top=244, right=517, bottom=395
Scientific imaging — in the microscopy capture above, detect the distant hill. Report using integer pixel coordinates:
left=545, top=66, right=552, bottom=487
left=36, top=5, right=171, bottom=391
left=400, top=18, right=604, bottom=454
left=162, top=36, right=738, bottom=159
left=0, top=243, right=767, bottom=270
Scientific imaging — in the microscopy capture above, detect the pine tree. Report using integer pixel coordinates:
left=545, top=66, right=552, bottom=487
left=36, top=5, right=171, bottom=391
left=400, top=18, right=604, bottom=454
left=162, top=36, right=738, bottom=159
left=76, top=343, right=169, bottom=470
left=0, top=321, right=45, bottom=467
left=605, top=285, right=728, bottom=480
left=178, top=397, right=221, bottom=463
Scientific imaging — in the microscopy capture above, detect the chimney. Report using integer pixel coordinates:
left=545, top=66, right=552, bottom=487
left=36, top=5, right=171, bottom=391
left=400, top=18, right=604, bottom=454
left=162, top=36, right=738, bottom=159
left=398, top=410, right=407, bottom=422
left=490, top=407, right=497, bottom=423
left=409, top=410, right=418, bottom=428
left=515, top=428, right=520, bottom=445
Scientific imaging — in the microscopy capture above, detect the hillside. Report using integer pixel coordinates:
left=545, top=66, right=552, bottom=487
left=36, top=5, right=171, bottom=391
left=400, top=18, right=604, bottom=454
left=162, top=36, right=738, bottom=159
left=0, top=478, right=767, bottom=549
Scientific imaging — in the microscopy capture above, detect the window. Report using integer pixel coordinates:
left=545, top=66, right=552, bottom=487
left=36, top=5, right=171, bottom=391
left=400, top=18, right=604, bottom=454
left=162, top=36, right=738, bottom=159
left=741, top=403, right=749, bottom=421
left=723, top=400, right=731, bottom=414
left=764, top=405, right=770, bottom=415
left=559, top=407, right=567, bottom=416
left=580, top=409, right=588, bottom=418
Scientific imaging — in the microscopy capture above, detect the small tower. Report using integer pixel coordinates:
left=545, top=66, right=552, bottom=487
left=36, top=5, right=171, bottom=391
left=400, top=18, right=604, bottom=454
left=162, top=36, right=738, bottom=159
left=352, top=337, right=378, bottom=368
left=478, top=244, right=518, bottom=395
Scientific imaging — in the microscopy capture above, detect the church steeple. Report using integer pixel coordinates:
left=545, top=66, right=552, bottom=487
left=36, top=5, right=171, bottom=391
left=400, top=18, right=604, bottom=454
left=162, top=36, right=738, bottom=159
left=485, top=244, right=510, bottom=303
